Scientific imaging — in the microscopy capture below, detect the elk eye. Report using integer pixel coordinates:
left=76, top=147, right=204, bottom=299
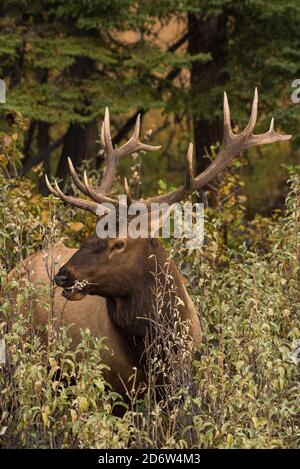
left=113, top=241, right=125, bottom=250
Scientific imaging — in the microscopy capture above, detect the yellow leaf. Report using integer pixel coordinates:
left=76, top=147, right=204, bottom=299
left=77, top=396, right=88, bottom=412
left=34, top=381, right=42, bottom=395
left=52, top=381, right=60, bottom=391
left=69, top=222, right=84, bottom=232
left=226, top=433, right=234, bottom=446
left=16, top=294, right=23, bottom=308
left=0, top=154, right=8, bottom=166
left=252, top=416, right=259, bottom=428
left=32, top=162, right=44, bottom=174
left=30, top=196, right=40, bottom=204
left=283, top=309, right=290, bottom=318
left=42, top=405, right=50, bottom=427
left=41, top=210, right=50, bottom=224
left=49, top=357, right=57, bottom=368
left=3, top=135, right=12, bottom=147
left=70, top=409, right=78, bottom=423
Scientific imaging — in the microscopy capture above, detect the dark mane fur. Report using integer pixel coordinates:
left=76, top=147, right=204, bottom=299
left=105, top=239, right=188, bottom=337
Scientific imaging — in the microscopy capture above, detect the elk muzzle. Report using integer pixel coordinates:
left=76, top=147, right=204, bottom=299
left=54, top=267, right=87, bottom=301
left=54, top=268, right=72, bottom=287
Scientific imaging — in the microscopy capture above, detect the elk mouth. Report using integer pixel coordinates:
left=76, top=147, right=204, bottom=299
left=61, top=279, right=89, bottom=301
left=62, top=287, right=87, bottom=301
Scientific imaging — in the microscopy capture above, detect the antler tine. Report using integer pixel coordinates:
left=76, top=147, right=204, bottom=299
left=67, top=157, right=89, bottom=195
left=96, top=107, right=119, bottom=194
left=53, top=180, right=69, bottom=200
left=185, top=142, right=194, bottom=190
left=98, top=109, right=160, bottom=195
left=45, top=174, right=59, bottom=197
left=90, top=108, right=117, bottom=195
left=67, top=157, right=120, bottom=209
left=82, top=171, right=119, bottom=207
left=249, top=116, right=292, bottom=146
left=68, top=149, right=125, bottom=208
left=114, top=113, right=161, bottom=160
left=101, top=120, right=105, bottom=147
left=100, top=111, right=142, bottom=163
left=103, top=107, right=115, bottom=163
left=223, top=92, right=233, bottom=141
left=243, top=87, right=258, bottom=136
left=45, top=174, right=98, bottom=214
left=124, top=177, right=133, bottom=206
left=133, top=113, right=141, bottom=140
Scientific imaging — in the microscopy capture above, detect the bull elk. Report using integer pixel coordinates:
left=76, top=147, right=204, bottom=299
left=12, top=89, right=291, bottom=399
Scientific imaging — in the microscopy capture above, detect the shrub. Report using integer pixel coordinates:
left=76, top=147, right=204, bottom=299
left=1, top=142, right=300, bottom=447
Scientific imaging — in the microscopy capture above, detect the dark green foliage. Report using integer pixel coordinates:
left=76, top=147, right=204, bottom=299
left=185, top=0, right=300, bottom=127
left=1, top=0, right=299, bottom=214
left=0, top=1, right=206, bottom=123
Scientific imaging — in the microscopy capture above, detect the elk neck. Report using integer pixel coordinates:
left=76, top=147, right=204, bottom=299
left=105, top=238, right=190, bottom=338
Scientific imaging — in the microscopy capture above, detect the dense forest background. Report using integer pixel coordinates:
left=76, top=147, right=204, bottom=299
left=1, top=0, right=300, bottom=449
left=1, top=0, right=300, bottom=213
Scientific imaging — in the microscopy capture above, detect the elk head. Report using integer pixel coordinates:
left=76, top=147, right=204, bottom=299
left=53, top=235, right=159, bottom=300
left=46, top=89, right=291, bottom=301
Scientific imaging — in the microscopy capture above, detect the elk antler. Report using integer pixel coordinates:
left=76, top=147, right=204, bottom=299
left=140, top=88, right=291, bottom=207
left=46, top=89, right=291, bottom=214
left=45, top=107, right=161, bottom=213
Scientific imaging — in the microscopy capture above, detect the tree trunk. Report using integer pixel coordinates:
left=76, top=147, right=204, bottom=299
left=21, top=68, right=52, bottom=193
left=37, top=121, right=50, bottom=195
left=22, top=120, right=37, bottom=166
left=55, top=120, right=99, bottom=182
left=188, top=12, right=227, bottom=180
left=55, top=56, right=99, bottom=184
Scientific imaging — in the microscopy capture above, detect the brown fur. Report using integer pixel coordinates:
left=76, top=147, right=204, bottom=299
left=9, top=237, right=201, bottom=396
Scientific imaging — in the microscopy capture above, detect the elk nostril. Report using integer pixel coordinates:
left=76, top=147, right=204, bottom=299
left=54, top=270, right=70, bottom=287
